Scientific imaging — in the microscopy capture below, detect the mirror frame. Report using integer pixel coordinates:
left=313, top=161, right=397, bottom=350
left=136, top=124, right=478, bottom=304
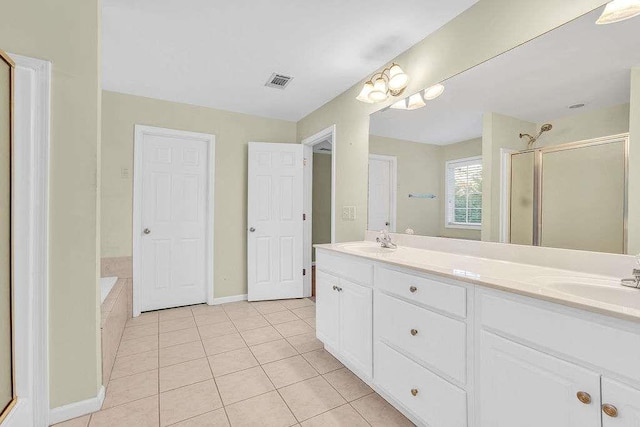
left=0, top=48, right=16, bottom=424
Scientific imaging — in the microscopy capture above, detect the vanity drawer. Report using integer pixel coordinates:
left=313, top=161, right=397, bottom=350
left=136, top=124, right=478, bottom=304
left=316, top=250, right=373, bottom=286
left=376, top=266, right=466, bottom=318
left=375, top=341, right=467, bottom=427
left=376, top=292, right=466, bottom=384
left=480, top=290, right=640, bottom=383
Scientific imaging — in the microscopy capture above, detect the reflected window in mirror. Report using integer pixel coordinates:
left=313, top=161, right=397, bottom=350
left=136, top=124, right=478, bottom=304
left=445, top=156, right=482, bottom=230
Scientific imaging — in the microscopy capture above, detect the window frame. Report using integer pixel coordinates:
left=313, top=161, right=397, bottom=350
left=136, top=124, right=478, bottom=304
left=445, top=155, right=483, bottom=230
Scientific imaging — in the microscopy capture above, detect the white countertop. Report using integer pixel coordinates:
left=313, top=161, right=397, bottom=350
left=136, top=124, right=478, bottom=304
left=315, top=241, right=640, bottom=323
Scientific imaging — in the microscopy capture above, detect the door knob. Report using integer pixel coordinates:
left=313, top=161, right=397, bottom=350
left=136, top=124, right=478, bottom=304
left=602, top=404, right=618, bottom=418
left=143, top=228, right=151, bottom=235
left=576, top=391, right=591, bottom=404
left=249, top=227, right=256, bottom=232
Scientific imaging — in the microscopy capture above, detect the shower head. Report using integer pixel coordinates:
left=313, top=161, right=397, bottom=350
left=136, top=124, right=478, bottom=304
left=519, top=123, right=553, bottom=148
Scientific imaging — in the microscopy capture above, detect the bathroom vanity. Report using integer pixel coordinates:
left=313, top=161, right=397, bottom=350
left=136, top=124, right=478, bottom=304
left=315, top=241, right=640, bottom=427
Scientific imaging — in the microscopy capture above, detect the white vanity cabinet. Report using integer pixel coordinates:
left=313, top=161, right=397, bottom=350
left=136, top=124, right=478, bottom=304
left=315, top=246, right=640, bottom=427
left=315, top=251, right=374, bottom=380
left=477, top=288, right=640, bottom=427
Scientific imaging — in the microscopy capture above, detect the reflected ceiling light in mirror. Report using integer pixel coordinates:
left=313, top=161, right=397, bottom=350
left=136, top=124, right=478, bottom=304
left=356, top=63, right=409, bottom=103
left=407, top=93, right=426, bottom=110
left=596, top=0, right=640, bottom=24
left=389, top=99, right=408, bottom=110
left=423, top=83, right=445, bottom=100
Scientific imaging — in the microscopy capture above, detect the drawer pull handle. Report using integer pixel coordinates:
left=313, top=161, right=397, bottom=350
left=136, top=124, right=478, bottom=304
left=410, top=329, right=418, bottom=336
left=602, top=404, right=618, bottom=418
left=409, top=286, right=418, bottom=293
left=576, top=391, right=591, bottom=404
left=411, top=389, right=419, bottom=397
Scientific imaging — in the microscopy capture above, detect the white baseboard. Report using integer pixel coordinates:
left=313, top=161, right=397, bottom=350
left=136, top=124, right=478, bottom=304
left=212, top=294, right=248, bottom=305
left=48, top=386, right=105, bottom=425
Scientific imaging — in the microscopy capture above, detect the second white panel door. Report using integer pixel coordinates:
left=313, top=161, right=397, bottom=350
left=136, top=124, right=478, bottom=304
left=247, top=142, right=304, bottom=301
left=368, top=154, right=396, bottom=232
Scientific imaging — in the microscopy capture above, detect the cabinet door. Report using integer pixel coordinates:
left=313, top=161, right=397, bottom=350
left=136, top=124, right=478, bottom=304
left=479, top=331, right=601, bottom=427
left=315, top=271, right=340, bottom=350
left=339, top=279, right=373, bottom=378
left=602, top=378, right=640, bottom=426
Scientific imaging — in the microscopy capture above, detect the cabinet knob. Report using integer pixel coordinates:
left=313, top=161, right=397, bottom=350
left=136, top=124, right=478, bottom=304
left=332, top=285, right=337, bottom=291
left=576, top=391, right=591, bottom=404
left=410, top=388, right=419, bottom=396
left=409, top=286, right=417, bottom=293
left=602, top=404, right=618, bottom=418
left=143, top=228, right=151, bottom=235
left=410, top=329, right=418, bottom=336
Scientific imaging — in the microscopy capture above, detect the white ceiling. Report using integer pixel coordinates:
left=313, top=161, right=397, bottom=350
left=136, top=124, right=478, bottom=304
left=102, top=0, right=478, bottom=122
left=370, top=8, right=640, bottom=145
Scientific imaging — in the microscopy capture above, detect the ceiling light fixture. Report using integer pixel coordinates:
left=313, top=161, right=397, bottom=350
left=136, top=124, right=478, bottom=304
left=356, top=63, right=409, bottom=104
left=423, top=84, right=445, bottom=100
left=596, top=0, right=640, bottom=24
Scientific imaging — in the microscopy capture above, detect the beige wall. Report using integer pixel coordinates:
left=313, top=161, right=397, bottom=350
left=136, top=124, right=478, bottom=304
left=369, top=135, right=481, bottom=239
left=630, top=69, right=640, bottom=255
left=101, top=91, right=297, bottom=298
left=296, top=0, right=608, bottom=244
left=312, top=154, right=332, bottom=260
left=537, top=103, right=630, bottom=147
left=0, top=0, right=102, bottom=408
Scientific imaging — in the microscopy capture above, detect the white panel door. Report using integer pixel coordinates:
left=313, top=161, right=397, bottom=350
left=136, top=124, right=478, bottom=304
left=139, top=131, right=210, bottom=311
left=602, top=378, right=640, bottom=426
left=368, top=155, right=395, bottom=232
left=479, top=331, right=601, bottom=427
left=247, top=142, right=304, bottom=301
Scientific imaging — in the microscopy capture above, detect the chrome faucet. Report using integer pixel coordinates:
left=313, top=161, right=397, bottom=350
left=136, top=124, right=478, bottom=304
left=621, top=254, right=640, bottom=289
left=376, top=229, right=397, bottom=249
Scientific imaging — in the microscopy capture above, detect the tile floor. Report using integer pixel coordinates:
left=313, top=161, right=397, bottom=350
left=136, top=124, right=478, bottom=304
left=54, top=298, right=414, bottom=427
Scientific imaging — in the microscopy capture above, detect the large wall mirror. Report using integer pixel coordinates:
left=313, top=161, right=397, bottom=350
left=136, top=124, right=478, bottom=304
left=0, top=49, right=15, bottom=422
left=368, top=7, right=640, bottom=255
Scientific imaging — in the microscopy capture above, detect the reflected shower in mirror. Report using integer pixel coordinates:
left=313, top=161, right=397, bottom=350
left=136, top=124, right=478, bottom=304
left=0, top=49, right=15, bottom=421
left=368, top=8, right=640, bottom=254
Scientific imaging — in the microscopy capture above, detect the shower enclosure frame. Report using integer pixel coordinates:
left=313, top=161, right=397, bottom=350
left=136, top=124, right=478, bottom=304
left=507, top=133, right=629, bottom=253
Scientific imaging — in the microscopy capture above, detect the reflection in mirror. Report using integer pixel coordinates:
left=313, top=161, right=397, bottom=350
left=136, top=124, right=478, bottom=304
left=368, top=8, right=640, bottom=254
left=0, top=49, right=14, bottom=421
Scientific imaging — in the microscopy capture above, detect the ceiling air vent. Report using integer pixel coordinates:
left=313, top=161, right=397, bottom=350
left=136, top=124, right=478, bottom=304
left=265, top=73, right=293, bottom=90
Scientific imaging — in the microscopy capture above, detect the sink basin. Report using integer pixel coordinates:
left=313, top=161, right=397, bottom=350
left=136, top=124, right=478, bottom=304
left=528, top=276, right=640, bottom=310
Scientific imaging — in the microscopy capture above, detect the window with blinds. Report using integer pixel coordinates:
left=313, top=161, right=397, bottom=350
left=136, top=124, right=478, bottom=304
left=445, top=156, right=483, bottom=228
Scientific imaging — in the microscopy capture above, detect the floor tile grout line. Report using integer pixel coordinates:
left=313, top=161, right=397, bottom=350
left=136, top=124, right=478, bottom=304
left=195, top=322, right=232, bottom=427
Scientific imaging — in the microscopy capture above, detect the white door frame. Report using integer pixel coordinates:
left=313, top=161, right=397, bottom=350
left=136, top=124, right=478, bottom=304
left=5, top=53, right=51, bottom=427
left=499, top=148, right=517, bottom=243
left=132, top=125, right=215, bottom=317
left=368, top=154, right=397, bottom=232
left=302, top=125, right=336, bottom=297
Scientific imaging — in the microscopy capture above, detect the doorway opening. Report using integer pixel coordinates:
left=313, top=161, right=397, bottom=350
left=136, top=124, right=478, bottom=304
left=302, top=125, right=336, bottom=298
